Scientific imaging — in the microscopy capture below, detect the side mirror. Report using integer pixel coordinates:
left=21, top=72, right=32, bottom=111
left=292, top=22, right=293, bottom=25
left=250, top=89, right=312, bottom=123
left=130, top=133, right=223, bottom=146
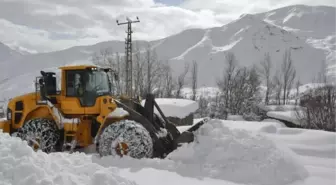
left=38, top=78, right=47, bottom=101
left=39, top=78, right=44, bottom=86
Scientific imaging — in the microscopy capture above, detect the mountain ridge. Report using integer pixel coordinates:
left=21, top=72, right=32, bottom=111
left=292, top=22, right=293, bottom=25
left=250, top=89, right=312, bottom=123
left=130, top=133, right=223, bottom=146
left=0, top=4, right=334, bottom=99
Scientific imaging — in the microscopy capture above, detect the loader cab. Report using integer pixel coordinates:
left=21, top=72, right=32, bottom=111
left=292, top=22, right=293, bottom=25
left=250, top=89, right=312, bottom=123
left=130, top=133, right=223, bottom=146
left=60, top=65, right=113, bottom=107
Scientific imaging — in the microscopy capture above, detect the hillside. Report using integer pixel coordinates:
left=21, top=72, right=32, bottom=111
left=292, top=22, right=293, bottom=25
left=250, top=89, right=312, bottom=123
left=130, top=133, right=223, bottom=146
left=255, top=5, right=336, bottom=81
left=255, top=5, right=335, bottom=39
left=168, top=13, right=327, bottom=85
left=0, top=42, right=22, bottom=63
left=0, top=5, right=334, bottom=100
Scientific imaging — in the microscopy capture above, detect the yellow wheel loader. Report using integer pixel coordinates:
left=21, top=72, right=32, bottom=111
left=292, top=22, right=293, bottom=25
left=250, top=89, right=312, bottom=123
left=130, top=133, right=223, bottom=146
left=0, top=65, right=208, bottom=158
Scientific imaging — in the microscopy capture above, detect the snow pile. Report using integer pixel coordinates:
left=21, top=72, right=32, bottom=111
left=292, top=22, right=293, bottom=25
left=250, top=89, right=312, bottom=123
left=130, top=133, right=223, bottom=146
left=168, top=119, right=309, bottom=185
left=0, top=130, right=137, bottom=185
left=141, top=98, right=199, bottom=119
left=218, top=120, right=286, bottom=134
left=270, top=127, right=336, bottom=159
left=95, top=119, right=309, bottom=185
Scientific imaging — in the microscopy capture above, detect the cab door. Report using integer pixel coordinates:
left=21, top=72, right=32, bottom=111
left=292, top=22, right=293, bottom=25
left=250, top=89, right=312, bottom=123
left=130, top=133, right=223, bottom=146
left=61, top=70, right=85, bottom=115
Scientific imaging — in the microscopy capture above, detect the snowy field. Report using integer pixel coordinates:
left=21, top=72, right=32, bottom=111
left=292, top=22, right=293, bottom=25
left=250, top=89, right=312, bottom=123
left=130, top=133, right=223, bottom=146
left=0, top=118, right=335, bottom=185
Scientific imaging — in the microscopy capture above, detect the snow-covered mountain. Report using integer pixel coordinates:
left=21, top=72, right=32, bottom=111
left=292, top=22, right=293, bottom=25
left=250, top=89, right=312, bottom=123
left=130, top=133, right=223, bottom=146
left=0, top=42, right=22, bottom=63
left=168, top=12, right=328, bottom=85
left=0, top=5, right=334, bottom=100
left=255, top=5, right=336, bottom=80
left=255, top=5, right=335, bottom=39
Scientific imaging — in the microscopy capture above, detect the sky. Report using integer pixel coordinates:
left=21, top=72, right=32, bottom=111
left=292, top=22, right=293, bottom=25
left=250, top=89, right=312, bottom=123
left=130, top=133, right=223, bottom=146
left=0, top=0, right=335, bottom=53
left=155, top=0, right=184, bottom=5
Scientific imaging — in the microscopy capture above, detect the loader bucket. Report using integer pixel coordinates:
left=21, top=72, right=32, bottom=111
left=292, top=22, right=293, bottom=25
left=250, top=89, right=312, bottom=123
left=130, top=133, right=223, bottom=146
left=112, top=94, right=211, bottom=158
left=0, top=119, right=10, bottom=133
left=175, top=117, right=210, bottom=145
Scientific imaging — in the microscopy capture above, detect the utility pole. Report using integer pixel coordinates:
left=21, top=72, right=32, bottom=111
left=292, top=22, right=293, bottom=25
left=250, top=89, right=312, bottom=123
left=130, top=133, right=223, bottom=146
left=116, top=16, right=140, bottom=98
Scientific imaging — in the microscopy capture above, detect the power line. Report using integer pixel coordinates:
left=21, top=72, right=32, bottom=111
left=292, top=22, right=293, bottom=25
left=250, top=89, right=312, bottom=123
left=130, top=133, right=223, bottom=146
left=116, top=16, right=140, bottom=98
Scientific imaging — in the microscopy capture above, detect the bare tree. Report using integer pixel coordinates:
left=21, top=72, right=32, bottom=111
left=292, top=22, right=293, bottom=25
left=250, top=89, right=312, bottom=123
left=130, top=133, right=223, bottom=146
left=0, top=98, right=6, bottom=118
left=296, top=85, right=336, bottom=131
left=273, top=70, right=282, bottom=105
left=162, top=61, right=174, bottom=98
left=295, top=79, right=301, bottom=105
left=258, top=52, right=272, bottom=105
left=176, top=62, right=189, bottom=98
left=209, top=92, right=222, bottom=118
left=281, top=49, right=296, bottom=104
left=91, top=48, right=125, bottom=94
left=217, top=52, right=238, bottom=109
left=195, top=95, right=209, bottom=118
left=191, top=60, right=198, bottom=100
left=141, top=45, right=162, bottom=97
left=91, top=48, right=114, bottom=67
left=286, top=69, right=296, bottom=104
left=216, top=57, right=261, bottom=118
left=318, top=59, right=328, bottom=84
left=145, top=44, right=152, bottom=94
left=114, top=52, right=123, bottom=94
left=132, top=44, right=144, bottom=97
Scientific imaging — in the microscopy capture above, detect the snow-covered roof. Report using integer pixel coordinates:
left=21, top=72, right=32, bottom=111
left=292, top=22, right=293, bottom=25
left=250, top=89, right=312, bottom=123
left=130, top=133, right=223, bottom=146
left=141, top=98, right=199, bottom=119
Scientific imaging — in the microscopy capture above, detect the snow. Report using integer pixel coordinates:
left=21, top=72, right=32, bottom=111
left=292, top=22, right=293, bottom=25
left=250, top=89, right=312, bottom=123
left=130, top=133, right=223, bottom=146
left=155, top=128, right=168, bottom=138
left=0, top=116, right=335, bottom=185
left=211, top=37, right=242, bottom=53
left=0, top=130, right=136, bottom=185
left=141, top=98, right=199, bottom=119
left=168, top=119, right=309, bottom=185
left=46, top=100, right=80, bottom=128
left=107, top=107, right=129, bottom=118
left=176, top=120, right=336, bottom=185
left=227, top=114, right=245, bottom=121
left=256, top=5, right=336, bottom=83
left=267, top=110, right=302, bottom=126
left=230, top=120, right=336, bottom=185
left=93, top=120, right=310, bottom=185
left=172, top=29, right=212, bottom=60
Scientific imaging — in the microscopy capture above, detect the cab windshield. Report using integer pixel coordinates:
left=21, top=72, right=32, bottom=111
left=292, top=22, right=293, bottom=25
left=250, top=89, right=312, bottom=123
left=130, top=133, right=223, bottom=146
left=66, top=69, right=112, bottom=97
left=84, top=70, right=111, bottom=95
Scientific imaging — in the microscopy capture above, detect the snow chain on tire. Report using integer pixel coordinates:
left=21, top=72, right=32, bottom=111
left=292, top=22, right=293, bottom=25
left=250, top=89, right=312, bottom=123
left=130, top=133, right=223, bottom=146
left=98, top=119, right=154, bottom=159
left=16, top=118, right=60, bottom=153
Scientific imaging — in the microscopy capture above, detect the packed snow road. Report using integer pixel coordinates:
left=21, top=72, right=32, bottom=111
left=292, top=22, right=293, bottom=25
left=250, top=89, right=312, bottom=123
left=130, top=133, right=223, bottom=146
left=0, top=119, right=335, bottom=185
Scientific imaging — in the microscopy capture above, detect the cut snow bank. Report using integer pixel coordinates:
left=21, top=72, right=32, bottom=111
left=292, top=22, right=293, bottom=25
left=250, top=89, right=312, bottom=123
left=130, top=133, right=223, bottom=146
left=267, top=111, right=302, bottom=125
left=0, top=130, right=137, bottom=185
left=94, top=119, right=309, bottom=185
left=141, top=98, right=198, bottom=119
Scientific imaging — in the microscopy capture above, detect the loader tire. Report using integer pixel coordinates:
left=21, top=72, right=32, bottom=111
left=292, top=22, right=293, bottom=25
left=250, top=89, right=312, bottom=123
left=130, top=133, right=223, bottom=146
left=98, top=119, right=153, bottom=159
left=16, top=118, right=60, bottom=153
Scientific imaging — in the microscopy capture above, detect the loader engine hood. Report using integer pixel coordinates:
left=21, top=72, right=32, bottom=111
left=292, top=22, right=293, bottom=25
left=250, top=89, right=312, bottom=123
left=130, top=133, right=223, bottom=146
left=5, top=92, right=37, bottom=120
